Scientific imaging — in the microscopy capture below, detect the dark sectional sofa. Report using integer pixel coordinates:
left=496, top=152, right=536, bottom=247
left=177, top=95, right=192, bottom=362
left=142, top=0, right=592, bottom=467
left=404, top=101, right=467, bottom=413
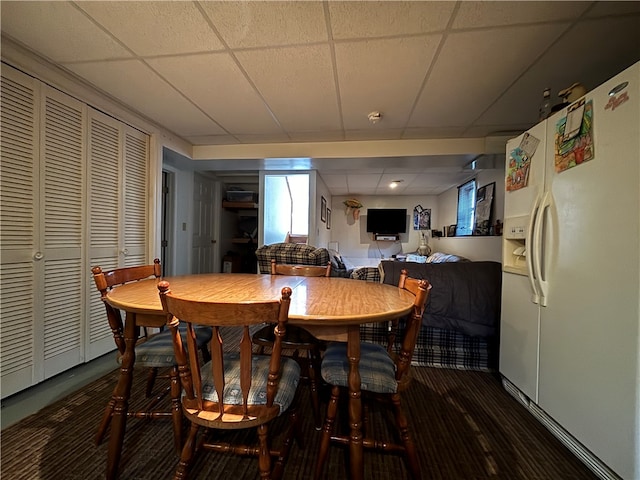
left=377, top=259, right=502, bottom=372
left=255, top=243, right=502, bottom=371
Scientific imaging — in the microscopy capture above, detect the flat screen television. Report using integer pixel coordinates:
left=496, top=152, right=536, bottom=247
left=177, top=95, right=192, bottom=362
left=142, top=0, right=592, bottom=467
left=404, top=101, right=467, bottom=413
left=366, top=208, right=407, bottom=234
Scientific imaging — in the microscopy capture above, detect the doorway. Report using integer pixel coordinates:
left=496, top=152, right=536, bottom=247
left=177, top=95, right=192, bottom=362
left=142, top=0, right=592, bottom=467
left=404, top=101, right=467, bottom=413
left=161, top=170, right=174, bottom=276
left=191, top=172, right=218, bottom=273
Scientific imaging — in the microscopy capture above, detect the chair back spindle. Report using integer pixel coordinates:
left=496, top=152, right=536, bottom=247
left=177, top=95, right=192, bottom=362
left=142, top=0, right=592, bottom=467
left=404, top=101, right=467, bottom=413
left=157, top=280, right=300, bottom=478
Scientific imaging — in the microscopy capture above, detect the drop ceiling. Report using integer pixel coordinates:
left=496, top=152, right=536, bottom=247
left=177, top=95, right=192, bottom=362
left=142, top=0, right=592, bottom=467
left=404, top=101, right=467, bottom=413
left=2, top=1, right=639, bottom=195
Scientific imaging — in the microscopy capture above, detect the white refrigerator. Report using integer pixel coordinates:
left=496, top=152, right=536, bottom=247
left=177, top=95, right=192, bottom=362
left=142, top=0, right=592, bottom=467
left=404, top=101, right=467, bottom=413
left=500, top=61, right=639, bottom=480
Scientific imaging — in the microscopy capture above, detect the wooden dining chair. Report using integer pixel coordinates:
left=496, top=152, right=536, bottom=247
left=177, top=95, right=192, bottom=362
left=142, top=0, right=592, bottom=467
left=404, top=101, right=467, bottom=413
left=158, top=281, right=303, bottom=480
left=91, top=260, right=212, bottom=471
left=252, top=258, right=331, bottom=429
left=314, top=269, right=431, bottom=480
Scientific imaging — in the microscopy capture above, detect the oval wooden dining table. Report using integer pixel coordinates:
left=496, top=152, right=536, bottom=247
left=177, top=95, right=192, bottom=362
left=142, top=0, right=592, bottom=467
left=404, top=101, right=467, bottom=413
left=105, top=273, right=415, bottom=480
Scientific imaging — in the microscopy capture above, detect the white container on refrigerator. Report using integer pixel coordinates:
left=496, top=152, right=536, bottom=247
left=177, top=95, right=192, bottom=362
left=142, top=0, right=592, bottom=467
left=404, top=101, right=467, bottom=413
left=500, top=61, right=640, bottom=480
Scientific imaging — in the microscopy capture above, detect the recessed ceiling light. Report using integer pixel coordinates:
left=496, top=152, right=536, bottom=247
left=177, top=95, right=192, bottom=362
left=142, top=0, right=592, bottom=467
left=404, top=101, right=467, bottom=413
left=389, top=179, right=404, bottom=188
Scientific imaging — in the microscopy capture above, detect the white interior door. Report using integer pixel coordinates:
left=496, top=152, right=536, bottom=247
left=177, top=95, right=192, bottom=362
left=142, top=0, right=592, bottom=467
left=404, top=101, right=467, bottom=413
left=191, top=173, right=217, bottom=274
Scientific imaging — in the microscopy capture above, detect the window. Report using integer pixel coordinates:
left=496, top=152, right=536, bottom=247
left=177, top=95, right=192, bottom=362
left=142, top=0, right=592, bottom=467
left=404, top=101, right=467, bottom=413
left=263, top=173, right=309, bottom=245
left=455, top=179, right=476, bottom=236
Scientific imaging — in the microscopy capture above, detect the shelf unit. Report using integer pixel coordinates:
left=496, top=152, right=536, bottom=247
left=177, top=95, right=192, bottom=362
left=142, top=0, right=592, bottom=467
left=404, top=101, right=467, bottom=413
left=222, top=200, right=258, bottom=272
left=222, top=200, right=259, bottom=210
left=222, top=201, right=258, bottom=244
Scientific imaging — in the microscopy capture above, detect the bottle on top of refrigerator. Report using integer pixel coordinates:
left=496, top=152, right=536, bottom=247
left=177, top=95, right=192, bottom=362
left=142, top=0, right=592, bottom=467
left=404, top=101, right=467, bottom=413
left=538, top=87, right=551, bottom=121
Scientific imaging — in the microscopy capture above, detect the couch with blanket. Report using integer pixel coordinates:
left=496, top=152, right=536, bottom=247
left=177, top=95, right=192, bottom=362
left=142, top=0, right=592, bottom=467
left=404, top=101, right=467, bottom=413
left=361, top=254, right=502, bottom=372
left=255, top=242, right=331, bottom=274
left=255, top=242, right=357, bottom=277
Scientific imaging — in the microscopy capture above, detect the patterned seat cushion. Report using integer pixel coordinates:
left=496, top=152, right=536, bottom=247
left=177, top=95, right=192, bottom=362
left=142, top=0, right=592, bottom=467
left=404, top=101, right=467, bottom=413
left=255, top=243, right=330, bottom=274
left=321, top=342, right=397, bottom=394
left=199, top=352, right=301, bottom=414
left=121, top=325, right=213, bottom=368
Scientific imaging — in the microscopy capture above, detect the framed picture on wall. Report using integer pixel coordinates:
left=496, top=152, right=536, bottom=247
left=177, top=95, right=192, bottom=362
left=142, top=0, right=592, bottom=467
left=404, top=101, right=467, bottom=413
left=473, top=182, right=495, bottom=235
left=413, top=205, right=431, bottom=230
left=321, top=196, right=327, bottom=222
left=326, top=209, right=331, bottom=229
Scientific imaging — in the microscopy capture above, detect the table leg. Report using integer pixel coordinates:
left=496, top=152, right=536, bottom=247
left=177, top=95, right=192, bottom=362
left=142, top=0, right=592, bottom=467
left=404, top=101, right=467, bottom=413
left=347, top=325, right=363, bottom=480
left=106, top=311, right=138, bottom=480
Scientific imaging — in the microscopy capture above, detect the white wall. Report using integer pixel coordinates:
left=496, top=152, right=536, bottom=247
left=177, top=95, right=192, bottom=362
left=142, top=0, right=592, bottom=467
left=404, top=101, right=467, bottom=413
left=162, top=151, right=195, bottom=275
left=326, top=168, right=506, bottom=264
left=329, top=195, right=438, bottom=261
left=315, top=173, right=332, bottom=248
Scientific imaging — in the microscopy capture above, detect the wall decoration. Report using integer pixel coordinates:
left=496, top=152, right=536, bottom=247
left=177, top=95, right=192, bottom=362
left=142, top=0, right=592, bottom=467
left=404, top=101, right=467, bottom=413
left=343, top=198, right=363, bottom=220
left=473, top=182, right=495, bottom=236
left=448, top=225, right=457, bottom=237
left=554, top=99, right=594, bottom=173
left=321, top=196, right=327, bottom=222
left=413, top=205, right=431, bottom=230
left=326, top=209, right=331, bottom=229
left=506, top=132, right=540, bottom=192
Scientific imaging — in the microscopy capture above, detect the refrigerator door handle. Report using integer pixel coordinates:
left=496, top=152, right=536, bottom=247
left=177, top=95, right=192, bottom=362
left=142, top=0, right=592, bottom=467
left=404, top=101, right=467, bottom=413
left=527, top=193, right=543, bottom=304
left=534, top=191, right=552, bottom=307
left=536, top=192, right=553, bottom=307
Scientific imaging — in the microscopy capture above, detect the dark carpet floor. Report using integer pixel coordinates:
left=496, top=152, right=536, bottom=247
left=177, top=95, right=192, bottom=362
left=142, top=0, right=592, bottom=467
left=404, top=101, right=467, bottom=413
left=0, top=359, right=598, bottom=480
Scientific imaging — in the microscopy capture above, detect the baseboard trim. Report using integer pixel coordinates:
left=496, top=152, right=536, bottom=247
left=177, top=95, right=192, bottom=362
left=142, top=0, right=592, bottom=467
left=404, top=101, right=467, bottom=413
left=501, top=376, right=621, bottom=480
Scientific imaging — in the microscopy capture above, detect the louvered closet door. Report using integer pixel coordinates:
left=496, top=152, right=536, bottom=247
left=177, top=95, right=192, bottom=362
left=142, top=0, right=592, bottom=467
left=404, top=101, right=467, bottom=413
left=38, top=85, right=86, bottom=380
left=87, top=110, right=121, bottom=359
left=122, top=128, right=149, bottom=267
left=86, top=109, right=149, bottom=360
left=0, top=66, right=40, bottom=397
left=0, top=66, right=86, bottom=396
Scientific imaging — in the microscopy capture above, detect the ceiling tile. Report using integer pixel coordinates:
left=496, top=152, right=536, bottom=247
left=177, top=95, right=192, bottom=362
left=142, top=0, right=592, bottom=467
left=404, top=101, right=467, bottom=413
left=200, top=1, right=327, bottom=48
left=77, top=1, right=225, bottom=56
left=474, top=16, right=640, bottom=128
left=336, top=36, right=440, bottom=130
left=146, top=53, right=282, bottom=134
left=65, top=59, right=225, bottom=136
left=320, top=173, right=348, bottom=189
left=329, top=187, right=350, bottom=196
left=2, top=0, right=636, bottom=197
left=586, top=1, right=640, bottom=16
left=329, top=1, right=455, bottom=38
left=235, top=45, right=341, bottom=132
left=1, top=1, right=131, bottom=62
left=453, top=1, right=590, bottom=29
left=347, top=174, right=384, bottom=193
left=409, top=23, right=569, bottom=128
